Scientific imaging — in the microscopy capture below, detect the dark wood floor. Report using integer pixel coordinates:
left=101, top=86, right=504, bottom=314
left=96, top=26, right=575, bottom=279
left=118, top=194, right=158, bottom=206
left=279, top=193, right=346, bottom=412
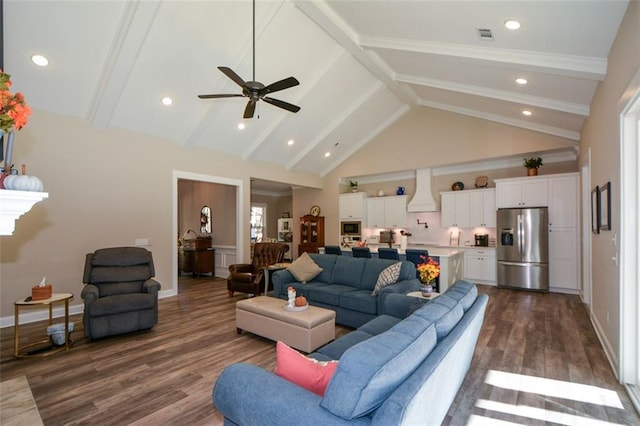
left=1, top=278, right=638, bottom=425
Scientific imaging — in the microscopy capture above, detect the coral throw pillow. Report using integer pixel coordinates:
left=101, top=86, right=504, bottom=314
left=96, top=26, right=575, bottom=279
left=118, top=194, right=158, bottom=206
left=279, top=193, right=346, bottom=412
left=274, top=341, right=338, bottom=396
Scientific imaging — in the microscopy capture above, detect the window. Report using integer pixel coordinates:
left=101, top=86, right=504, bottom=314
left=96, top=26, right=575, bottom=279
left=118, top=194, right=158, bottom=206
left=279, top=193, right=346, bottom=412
left=250, top=204, right=267, bottom=242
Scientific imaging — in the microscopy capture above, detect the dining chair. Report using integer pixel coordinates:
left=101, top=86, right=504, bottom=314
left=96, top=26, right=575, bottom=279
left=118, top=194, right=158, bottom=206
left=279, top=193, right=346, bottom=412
left=324, top=245, right=342, bottom=255
left=377, top=247, right=400, bottom=260
left=351, top=247, right=372, bottom=258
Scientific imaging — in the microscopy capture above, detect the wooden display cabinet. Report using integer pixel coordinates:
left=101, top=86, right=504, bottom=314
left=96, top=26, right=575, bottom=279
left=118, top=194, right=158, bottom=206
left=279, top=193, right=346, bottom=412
left=298, top=215, right=324, bottom=255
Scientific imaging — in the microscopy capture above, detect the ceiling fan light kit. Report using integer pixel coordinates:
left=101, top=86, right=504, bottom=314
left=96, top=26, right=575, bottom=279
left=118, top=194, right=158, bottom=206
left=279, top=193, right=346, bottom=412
left=198, top=0, right=300, bottom=119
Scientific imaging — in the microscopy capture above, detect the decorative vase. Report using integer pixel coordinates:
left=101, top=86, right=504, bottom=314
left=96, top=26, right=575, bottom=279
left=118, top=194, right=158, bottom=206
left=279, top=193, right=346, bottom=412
left=527, top=168, right=538, bottom=176
left=420, top=281, right=434, bottom=297
left=351, top=187, right=358, bottom=193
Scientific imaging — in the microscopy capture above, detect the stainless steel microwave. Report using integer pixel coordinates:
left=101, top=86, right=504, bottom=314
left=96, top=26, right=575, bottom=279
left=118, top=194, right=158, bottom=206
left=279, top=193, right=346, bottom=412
left=341, top=221, right=361, bottom=236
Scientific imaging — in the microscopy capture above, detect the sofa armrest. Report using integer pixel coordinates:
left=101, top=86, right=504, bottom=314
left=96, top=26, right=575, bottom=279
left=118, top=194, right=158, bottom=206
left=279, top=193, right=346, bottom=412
left=213, top=363, right=362, bottom=426
left=379, top=293, right=428, bottom=319
left=272, top=269, right=295, bottom=297
left=229, top=264, right=254, bottom=274
left=143, top=278, right=161, bottom=295
left=81, top=284, right=100, bottom=304
left=376, top=278, right=421, bottom=317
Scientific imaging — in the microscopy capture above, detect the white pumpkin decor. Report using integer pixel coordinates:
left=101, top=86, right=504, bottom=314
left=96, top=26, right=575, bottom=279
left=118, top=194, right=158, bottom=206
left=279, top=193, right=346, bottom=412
left=2, top=165, right=44, bottom=192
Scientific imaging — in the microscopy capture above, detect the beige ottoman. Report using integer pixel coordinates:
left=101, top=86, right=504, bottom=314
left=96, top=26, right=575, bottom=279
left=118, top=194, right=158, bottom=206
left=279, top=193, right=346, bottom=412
left=236, top=296, right=335, bottom=353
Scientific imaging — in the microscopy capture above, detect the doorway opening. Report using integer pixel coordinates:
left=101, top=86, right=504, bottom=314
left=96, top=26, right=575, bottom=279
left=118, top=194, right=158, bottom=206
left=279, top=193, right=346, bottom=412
left=173, top=170, right=243, bottom=296
left=619, top=70, right=640, bottom=412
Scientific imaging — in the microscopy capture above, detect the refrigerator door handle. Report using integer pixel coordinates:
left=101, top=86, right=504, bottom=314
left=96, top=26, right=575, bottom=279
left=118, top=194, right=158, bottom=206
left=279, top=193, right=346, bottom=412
left=500, top=261, right=532, bottom=267
left=517, top=214, right=523, bottom=255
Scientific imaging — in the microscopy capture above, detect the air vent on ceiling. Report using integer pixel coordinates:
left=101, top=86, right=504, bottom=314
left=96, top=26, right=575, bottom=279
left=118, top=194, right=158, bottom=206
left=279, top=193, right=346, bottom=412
left=476, top=28, right=494, bottom=40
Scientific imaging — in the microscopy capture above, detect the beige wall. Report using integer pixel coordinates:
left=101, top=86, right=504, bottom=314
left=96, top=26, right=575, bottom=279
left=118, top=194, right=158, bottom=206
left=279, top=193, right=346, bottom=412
left=297, top=107, right=579, bottom=252
left=0, top=111, right=322, bottom=318
left=580, top=2, right=640, bottom=365
left=178, top=180, right=237, bottom=245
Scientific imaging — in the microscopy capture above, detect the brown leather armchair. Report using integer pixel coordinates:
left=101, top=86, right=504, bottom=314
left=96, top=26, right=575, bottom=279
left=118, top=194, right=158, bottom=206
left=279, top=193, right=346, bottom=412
left=227, top=242, right=289, bottom=297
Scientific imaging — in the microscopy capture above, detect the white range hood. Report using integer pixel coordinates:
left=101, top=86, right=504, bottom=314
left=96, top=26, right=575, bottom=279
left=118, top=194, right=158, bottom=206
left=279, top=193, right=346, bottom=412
left=407, top=168, right=438, bottom=212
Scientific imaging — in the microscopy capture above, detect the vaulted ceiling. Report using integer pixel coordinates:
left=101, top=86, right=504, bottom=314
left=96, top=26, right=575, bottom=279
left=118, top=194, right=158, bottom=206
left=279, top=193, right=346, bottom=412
left=4, top=1, right=628, bottom=177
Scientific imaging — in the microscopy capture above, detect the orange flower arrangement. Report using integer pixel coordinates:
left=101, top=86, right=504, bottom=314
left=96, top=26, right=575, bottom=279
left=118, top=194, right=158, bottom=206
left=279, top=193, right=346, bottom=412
left=1, top=69, right=32, bottom=133
left=416, top=255, right=440, bottom=283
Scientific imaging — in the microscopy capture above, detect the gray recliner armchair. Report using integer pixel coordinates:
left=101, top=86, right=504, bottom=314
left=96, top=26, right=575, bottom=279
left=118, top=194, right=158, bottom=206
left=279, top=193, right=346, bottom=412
left=81, top=247, right=161, bottom=340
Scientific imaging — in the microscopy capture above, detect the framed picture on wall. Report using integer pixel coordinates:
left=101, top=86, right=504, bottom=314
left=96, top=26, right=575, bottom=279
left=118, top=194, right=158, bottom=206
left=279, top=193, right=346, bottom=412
left=591, top=186, right=600, bottom=234
left=599, top=181, right=612, bottom=231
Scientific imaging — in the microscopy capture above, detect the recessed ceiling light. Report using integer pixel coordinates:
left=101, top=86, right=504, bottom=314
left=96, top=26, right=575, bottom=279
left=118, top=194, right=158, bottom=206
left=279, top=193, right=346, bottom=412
left=522, top=110, right=533, bottom=116
left=505, top=20, right=521, bottom=30
left=287, top=139, right=294, bottom=146
left=237, top=123, right=246, bottom=130
left=31, top=54, right=49, bottom=67
left=161, top=97, right=173, bottom=106
left=324, top=152, right=331, bottom=158
left=515, top=78, right=528, bottom=85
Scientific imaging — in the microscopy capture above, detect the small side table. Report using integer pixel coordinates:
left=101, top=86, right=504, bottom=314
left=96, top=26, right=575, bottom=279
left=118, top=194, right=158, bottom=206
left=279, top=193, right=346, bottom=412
left=14, top=293, right=74, bottom=358
left=407, top=291, right=440, bottom=300
left=263, top=263, right=290, bottom=295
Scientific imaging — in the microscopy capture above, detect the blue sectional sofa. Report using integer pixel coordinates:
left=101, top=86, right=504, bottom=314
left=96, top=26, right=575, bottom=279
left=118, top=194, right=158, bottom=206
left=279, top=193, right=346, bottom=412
left=213, top=280, right=488, bottom=425
left=271, top=253, right=420, bottom=328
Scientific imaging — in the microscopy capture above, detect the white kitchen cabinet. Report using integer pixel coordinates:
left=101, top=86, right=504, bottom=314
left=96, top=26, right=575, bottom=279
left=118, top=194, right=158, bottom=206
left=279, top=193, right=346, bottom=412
left=469, top=188, right=496, bottom=227
left=495, top=177, right=548, bottom=208
left=339, top=192, right=368, bottom=220
left=441, top=188, right=494, bottom=228
left=366, top=196, right=407, bottom=228
left=548, top=174, right=578, bottom=228
left=440, top=192, right=470, bottom=228
left=463, top=248, right=496, bottom=284
left=548, top=173, right=579, bottom=292
left=549, top=228, right=579, bottom=291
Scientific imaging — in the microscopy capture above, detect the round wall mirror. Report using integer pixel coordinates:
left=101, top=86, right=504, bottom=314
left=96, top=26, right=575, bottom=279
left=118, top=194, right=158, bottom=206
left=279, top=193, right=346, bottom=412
left=200, top=205, right=211, bottom=234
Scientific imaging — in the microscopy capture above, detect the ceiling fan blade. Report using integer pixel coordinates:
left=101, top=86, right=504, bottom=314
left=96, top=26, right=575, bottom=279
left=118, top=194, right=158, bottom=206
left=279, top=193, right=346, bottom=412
left=198, top=94, right=245, bottom=99
left=261, top=77, right=299, bottom=95
left=218, top=66, right=247, bottom=88
left=244, top=100, right=257, bottom=119
left=263, top=97, right=301, bottom=113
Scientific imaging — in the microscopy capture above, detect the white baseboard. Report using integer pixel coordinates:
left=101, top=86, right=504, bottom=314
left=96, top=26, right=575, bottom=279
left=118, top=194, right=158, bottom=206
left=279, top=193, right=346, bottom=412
left=0, top=303, right=84, bottom=329
left=590, top=311, right=619, bottom=380
left=1, top=292, right=176, bottom=329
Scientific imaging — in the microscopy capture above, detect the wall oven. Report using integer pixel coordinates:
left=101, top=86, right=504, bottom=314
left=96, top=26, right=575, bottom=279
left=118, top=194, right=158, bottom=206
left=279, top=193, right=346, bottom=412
left=340, top=221, right=361, bottom=236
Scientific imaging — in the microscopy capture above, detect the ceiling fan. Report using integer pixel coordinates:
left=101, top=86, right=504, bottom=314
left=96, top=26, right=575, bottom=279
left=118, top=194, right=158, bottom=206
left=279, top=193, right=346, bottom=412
left=197, top=0, right=300, bottom=119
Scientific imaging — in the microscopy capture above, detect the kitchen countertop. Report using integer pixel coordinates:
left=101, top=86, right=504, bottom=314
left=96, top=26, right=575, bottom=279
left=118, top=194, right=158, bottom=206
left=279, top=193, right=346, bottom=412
left=340, top=245, right=465, bottom=257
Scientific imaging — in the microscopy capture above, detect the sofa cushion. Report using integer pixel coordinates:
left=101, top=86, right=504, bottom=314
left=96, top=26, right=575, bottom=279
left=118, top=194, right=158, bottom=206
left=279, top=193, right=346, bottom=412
left=331, top=257, right=366, bottom=287
left=87, top=293, right=155, bottom=317
left=321, top=316, right=438, bottom=419
left=91, top=247, right=151, bottom=266
left=90, top=265, right=151, bottom=285
left=442, top=280, right=478, bottom=311
left=307, top=285, right=358, bottom=306
left=371, top=262, right=402, bottom=295
left=274, top=341, right=338, bottom=396
left=412, top=300, right=464, bottom=341
left=310, top=330, right=374, bottom=361
left=283, top=281, right=326, bottom=298
left=339, top=290, right=378, bottom=315
left=287, top=252, right=323, bottom=283
left=356, top=315, right=402, bottom=336
left=95, top=281, right=144, bottom=297
left=309, top=253, right=338, bottom=283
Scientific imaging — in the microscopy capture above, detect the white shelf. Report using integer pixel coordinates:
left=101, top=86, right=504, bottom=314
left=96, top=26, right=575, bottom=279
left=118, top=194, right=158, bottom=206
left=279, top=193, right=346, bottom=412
left=0, top=189, right=49, bottom=235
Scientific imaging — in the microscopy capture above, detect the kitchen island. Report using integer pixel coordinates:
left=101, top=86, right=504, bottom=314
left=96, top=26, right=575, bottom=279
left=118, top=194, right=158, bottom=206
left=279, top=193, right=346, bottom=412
left=323, top=245, right=464, bottom=293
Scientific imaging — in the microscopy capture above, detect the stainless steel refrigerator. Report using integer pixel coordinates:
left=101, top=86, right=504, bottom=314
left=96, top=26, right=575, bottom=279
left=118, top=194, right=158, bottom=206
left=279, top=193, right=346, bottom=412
left=497, top=207, right=549, bottom=292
